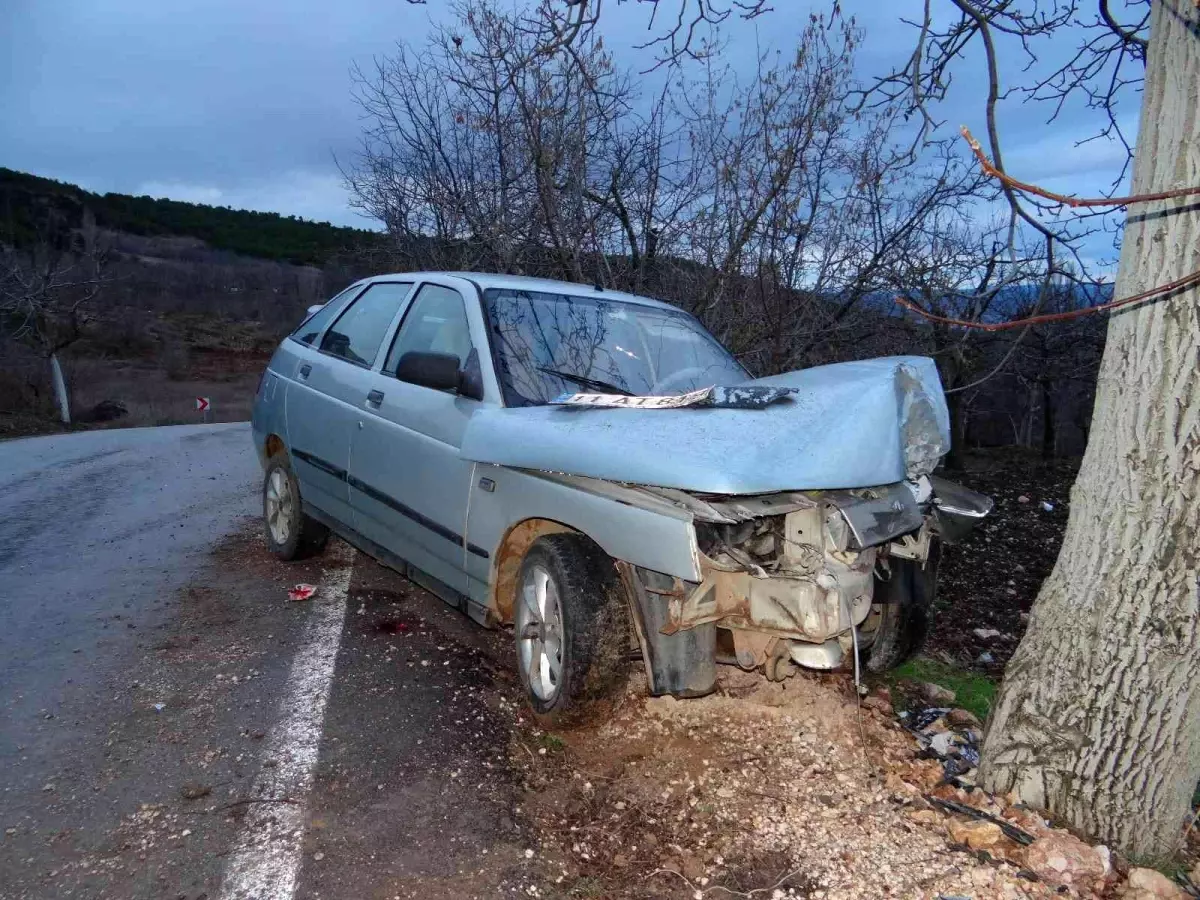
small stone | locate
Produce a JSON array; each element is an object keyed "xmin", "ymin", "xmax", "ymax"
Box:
[
  {"xmin": 41, "ymin": 784, "xmax": 54, "ymax": 793},
  {"xmin": 947, "ymin": 819, "xmax": 1003, "ymax": 850},
  {"xmin": 1023, "ymin": 830, "xmax": 1107, "ymax": 887},
  {"xmin": 905, "ymin": 808, "xmax": 940, "ymax": 825},
  {"xmin": 918, "ymin": 682, "xmax": 956, "ymax": 705},
  {"xmin": 313, "ymin": 851, "xmax": 324, "ymax": 861},
  {"xmin": 861, "ymin": 696, "xmax": 893, "ymax": 716},
  {"xmin": 524, "ymin": 848, "xmax": 534, "ymax": 859},
  {"xmin": 945, "ymin": 708, "xmax": 983, "ymax": 729},
  {"xmin": 180, "ymin": 784, "xmax": 211, "ymax": 801},
  {"xmin": 1125, "ymin": 867, "xmax": 1187, "ymax": 899}
]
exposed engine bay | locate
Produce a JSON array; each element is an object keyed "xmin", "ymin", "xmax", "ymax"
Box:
[{"xmin": 624, "ymin": 476, "xmax": 992, "ymax": 687}]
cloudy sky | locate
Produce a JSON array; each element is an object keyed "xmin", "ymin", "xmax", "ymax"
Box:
[{"xmin": 2, "ymin": 0, "xmax": 1139, "ymax": 252}]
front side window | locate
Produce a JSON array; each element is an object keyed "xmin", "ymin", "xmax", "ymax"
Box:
[
  {"xmin": 292, "ymin": 284, "xmax": 360, "ymax": 346},
  {"xmin": 384, "ymin": 283, "xmax": 473, "ymax": 373},
  {"xmin": 483, "ymin": 289, "xmax": 748, "ymax": 407},
  {"xmin": 319, "ymin": 282, "xmax": 412, "ymax": 367}
]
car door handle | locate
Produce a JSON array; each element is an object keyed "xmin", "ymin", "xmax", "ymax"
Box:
[
  {"xmin": 298, "ymin": 364, "xmax": 311, "ymax": 379},
  {"xmin": 366, "ymin": 389, "xmax": 385, "ymax": 406}
]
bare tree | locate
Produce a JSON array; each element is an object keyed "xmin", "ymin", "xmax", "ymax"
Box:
[{"xmin": 0, "ymin": 207, "xmax": 107, "ymax": 424}]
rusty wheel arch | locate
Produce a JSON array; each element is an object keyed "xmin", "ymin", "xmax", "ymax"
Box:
[
  {"xmin": 488, "ymin": 518, "xmax": 581, "ymax": 624},
  {"xmin": 264, "ymin": 433, "xmax": 286, "ymax": 460}
]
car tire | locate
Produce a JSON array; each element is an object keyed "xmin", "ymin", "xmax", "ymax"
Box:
[
  {"xmin": 262, "ymin": 453, "xmax": 330, "ymax": 561},
  {"xmin": 862, "ymin": 544, "xmax": 941, "ymax": 673},
  {"xmin": 514, "ymin": 534, "xmax": 630, "ymax": 724}
]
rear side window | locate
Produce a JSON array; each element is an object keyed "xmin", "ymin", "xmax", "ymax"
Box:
[
  {"xmin": 319, "ymin": 282, "xmax": 413, "ymax": 367},
  {"xmin": 292, "ymin": 285, "xmax": 360, "ymax": 345},
  {"xmin": 384, "ymin": 283, "xmax": 473, "ymax": 373}
]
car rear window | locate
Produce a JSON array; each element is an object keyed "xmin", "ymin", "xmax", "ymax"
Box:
[
  {"xmin": 292, "ymin": 285, "xmax": 360, "ymax": 346},
  {"xmin": 319, "ymin": 282, "xmax": 413, "ymax": 367}
]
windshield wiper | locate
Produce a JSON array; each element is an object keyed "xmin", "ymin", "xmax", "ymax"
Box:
[{"xmin": 537, "ymin": 366, "xmax": 635, "ymax": 396}]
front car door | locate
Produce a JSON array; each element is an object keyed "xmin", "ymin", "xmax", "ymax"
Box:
[
  {"xmin": 285, "ymin": 280, "xmax": 413, "ymax": 527},
  {"xmin": 348, "ymin": 278, "xmax": 493, "ymax": 606}
]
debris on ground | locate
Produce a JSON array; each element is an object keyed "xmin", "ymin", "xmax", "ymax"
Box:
[
  {"xmin": 179, "ymin": 783, "xmax": 211, "ymax": 801},
  {"xmin": 287, "ymin": 583, "xmax": 317, "ymax": 602},
  {"xmin": 515, "ymin": 665, "xmax": 1177, "ymax": 899}
]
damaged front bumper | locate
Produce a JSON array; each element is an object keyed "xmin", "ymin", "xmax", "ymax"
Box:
[{"xmin": 624, "ymin": 476, "xmax": 992, "ymax": 694}]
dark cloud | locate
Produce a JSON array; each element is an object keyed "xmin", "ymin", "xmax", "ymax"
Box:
[{"xmin": 0, "ymin": 0, "xmax": 1136, "ymax": 245}]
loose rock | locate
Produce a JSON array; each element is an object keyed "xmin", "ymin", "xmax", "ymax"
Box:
[
  {"xmin": 1022, "ymin": 830, "xmax": 1109, "ymax": 888},
  {"xmin": 1122, "ymin": 867, "xmax": 1187, "ymax": 899},
  {"xmin": 947, "ymin": 819, "xmax": 1004, "ymax": 850}
]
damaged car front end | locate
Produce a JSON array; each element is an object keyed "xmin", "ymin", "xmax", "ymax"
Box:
[
  {"xmin": 461, "ymin": 285, "xmax": 993, "ymax": 703},
  {"xmin": 617, "ymin": 474, "xmax": 990, "ymax": 697}
]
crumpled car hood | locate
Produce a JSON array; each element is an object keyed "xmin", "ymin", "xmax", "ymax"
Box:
[{"xmin": 459, "ymin": 356, "xmax": 951, "ymax": 494}]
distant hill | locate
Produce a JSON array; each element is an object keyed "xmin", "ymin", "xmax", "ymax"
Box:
[{"xmin": 0, "ymin": 167, "xmax": 382, "ymax": 266}]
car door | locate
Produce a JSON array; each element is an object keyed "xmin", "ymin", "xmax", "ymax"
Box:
[
  {"xmin": 348, "ymin": 280, "xmax": 484, "ymax": 598},
  {"xmin": 285, "ymin": 280, "xmax": 413, "ymax": 528}
]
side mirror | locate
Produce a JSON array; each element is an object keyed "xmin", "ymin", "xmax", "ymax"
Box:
[{"xmin": 394, "ymin": 351, "xmax": 461, "ymax": 392}]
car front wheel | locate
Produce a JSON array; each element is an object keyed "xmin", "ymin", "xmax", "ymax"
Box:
[
  {"xmin": 514, "ymin": 534, "xmax": 630, "ymax": 724},
  {"xmin": 262, "ymin": 454, "xmax": 330, "ymax": 561}
]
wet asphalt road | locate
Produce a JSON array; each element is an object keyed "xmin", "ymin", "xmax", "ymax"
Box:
[
  {"xmin": 0, "ymin": 423, "xmax": 259, "ymax": 790},
  {"xmin": 0, "ymin": 424, "xmax": 531, "ymax": 899}
]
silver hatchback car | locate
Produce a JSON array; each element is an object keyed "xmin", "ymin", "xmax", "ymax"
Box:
[{"xmin": 251, "ymin": 272, "xmax": 990, "ymax": 721}]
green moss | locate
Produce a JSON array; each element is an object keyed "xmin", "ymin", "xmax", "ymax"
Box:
[{"xmin": 888, "ymin": 657, "xmax": 998, "ymax": 722}]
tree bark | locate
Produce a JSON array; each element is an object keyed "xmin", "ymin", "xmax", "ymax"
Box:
[
  {"xmin": 980, "ymin": 0, "xmax": 1200, "ymax": 858},
  {"xmin": 50, "ymin": 352, "xmax": 70, "ymax": 426}
]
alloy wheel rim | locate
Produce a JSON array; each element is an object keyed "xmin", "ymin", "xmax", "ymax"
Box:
[
  {"xmin": 516, "ymin": 564, "xmax": 564, "ymax": 701},
  {"xmin": 265, "ymin": 469, "xmax": 293, "ymax": 545}
]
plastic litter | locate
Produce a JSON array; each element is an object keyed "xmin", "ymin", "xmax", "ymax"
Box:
[
  {"xmin": 906, "ymin": 705, "xmax": 981, "ymax": 778},
  {"xmin": 1041, "ymin": 500, "xmax": 1055, "ymax": 512},
  {"xmin": 288, "ymin": 584, "xmax": 317, "ymax": 602}
]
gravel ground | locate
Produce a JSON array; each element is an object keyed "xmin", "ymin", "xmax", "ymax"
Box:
[{"xmin": 512, "ymin": 667, "xmax": 1140, "ymax": 900}]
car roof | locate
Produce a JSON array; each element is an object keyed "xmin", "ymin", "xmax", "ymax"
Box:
[{"xmin": 361, "ymin": 271, "xmax": 679, "ymax": 313}]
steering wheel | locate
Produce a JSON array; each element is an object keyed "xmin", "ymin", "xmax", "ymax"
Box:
[{"xmin": 651, "ymin": 366, "xmax": 709, "ymax": 395}]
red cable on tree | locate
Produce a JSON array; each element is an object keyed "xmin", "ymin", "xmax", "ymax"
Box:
[
  {"xmin": 894, "ymin": 128, "xmax": 1200, "ymax": 332},
  {"xmin": 895, "ymin": 266, "xmax": 1200, "ymax": 331},
  {"xmin": 960, "ymin": 126, "xmax": 1200, "ymax": 208}
]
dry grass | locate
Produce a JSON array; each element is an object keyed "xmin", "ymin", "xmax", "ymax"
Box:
[{"xmin": 66, "ymin": 357, "xmax": 260, "ymax": 427}]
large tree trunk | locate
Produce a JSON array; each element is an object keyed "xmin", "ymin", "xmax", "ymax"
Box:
[{"xmin": 979, "ymin": 0, "xmax": 1200, "ymax": 858}]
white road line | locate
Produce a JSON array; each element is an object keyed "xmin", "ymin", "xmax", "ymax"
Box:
[{"xmin": 216, "ymin": 546, "xmax": 354, "ymax": 900}]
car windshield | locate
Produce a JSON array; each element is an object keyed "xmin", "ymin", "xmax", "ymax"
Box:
[{"xmin": 483, "ymin": 288, "xmax": 749, "ymax": 407}]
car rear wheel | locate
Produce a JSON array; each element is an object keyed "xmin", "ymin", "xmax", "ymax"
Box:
[
  {"xmin": 263, "ymin": 454, "xmax": 330, "ymax": 561},
  {"xmin": 514, "ymin": 534, "xmax": 630, "ymax": 723}
]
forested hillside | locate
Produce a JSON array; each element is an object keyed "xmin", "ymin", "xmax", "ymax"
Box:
[{"xmin": 0, "ymin": 168, "xmax": 382, "ymax": 266}]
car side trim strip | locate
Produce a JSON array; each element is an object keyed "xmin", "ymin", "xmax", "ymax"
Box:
[
  {"xmin": 291, "ymin": 446, "xmax": 489, "ymax": 560},
  {"xmin": 347, "ymin": 474, "xmax": 490, "ymax": 559},
  {"xmin": 292, "ymin": 447, "xmax": 347, "ymax": 480}
]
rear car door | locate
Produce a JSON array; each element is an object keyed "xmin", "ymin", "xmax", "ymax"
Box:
[
  {"xmin": 285, "ymin": 281, "xmax": 413, "ymax": 527},
  {"xmin": 348, "ymin": 280, "xmax": 484, "ymax": 599}
]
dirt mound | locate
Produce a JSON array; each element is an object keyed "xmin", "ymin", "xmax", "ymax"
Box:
[{"xmin": 513, "ymin": 667, "xmax": 1120, "ymax": 899}]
